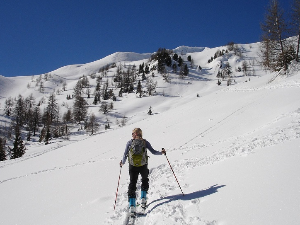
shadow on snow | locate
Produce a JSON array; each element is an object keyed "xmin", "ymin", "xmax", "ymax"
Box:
[{"xmin": 147, "ymin": 184, "xmax": 226, "ymax": 213}]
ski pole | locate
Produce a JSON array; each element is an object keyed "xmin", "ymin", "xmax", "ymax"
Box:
[
  {"xmin": 113, "ymin": 164, "xmax": 122, "ymax": 210},
  {"xmin": 163, "ymin": 148, "xmax": 184, "ymax": 196}
]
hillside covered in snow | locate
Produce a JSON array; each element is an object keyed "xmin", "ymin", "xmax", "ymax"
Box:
[{"xmin": 0, "ymin": 41, "xmax": 300, "ymax": 225}]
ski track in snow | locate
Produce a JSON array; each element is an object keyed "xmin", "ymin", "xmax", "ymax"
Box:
[{"xmin": 106, "ymin": 107, "xmax": 300, "ymax": 224}]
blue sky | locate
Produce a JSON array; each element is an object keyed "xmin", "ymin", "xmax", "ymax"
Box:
[{"xmin": 0, "ymin": 0, "xmax": 293, "ymax": 77}]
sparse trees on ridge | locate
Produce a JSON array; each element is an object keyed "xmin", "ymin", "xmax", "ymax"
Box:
[
  {"xmin": 292, "ymin": 0, "xmax": 300, "ymax": 61},
  {"xmin": 260, "ymin": 0, "xmax": 296, "ymax": 71}
]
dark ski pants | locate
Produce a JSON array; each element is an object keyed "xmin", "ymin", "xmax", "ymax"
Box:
[{"xmin": 128, "ymin": 164, "xmax": 149, "ymax": 198}]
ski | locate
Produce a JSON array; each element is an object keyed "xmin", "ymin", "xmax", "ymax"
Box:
[
  {"xmin": 136, "ymin": 198, "xmax": 147, "ymax": 215},
  {"xmin": 123, "ymin": 211, "xmax": 136, "ymax": 225},
  {"xmin": 136, "ymin": 204, "xmax": 147, "ymax": 215},
  {"xmin": 123, "ymin": 205, "xmax": 137, "ymax": 225},
  {"xmin": 123, "ymin": 204, "xmax": 147, "ymax": 225}
]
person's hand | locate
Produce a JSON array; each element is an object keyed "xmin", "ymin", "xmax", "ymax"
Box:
[
  {"xmin": 120, "ymin": 161, "xmax": 123, "ymax": 167},
  {"xmin": 161, "ymin": 148, "xmax": 166, "ymax": 155}
]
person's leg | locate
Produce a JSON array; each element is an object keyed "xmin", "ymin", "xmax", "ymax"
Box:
[
  {"xmin": 128, "ymin": 165, "xmax": 139, "ymax": 199},
  {"xmin": 140, "ymin": 164, "xmax": 149, "ymax": 192},
  {"xmin": 140, "ymin": 164, "xmax": 149, "ymax": 209}
]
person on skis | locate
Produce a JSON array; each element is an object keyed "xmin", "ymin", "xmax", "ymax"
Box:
[{"xmin": 120, "ymin": 128, "xmax": 166, "ymax": 215}]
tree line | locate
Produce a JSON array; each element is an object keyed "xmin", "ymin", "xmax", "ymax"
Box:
[{"xmin": 260, "ymin": 0, "xmax": 300, "ymax": 71}]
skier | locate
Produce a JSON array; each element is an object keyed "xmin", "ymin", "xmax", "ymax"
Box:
[{"xmin": 120, "ymin": 128, "xmax": 166, "ymax": 217}]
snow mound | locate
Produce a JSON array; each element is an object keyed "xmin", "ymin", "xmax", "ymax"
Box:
[
  {"xmin": 0, "ymin": 75, "xmax": 14, "ymax": 99},
  {"xmin": 173, "ymin": 46, "xmax": 206, "ymax": 55}
]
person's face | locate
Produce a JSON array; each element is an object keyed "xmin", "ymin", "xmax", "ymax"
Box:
[{"xmin": 132, "ymin": 131, "xmax": 137, "ymax": 139}]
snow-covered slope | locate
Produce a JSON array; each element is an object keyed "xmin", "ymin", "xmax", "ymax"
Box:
[
  {"xmin": 0, "ymin": 75, "xmax": 15, "ymax": 99},
  {"xmin": 50, "ymin": 52, "xmax": 152, "ymax": 79},
  {"xmin": 0, "ymin": 43, "xmax": 300, "ymax": 225}
]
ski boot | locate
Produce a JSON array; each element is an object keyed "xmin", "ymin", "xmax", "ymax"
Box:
[
  {"xmin": 140, "ymin": 191, "xmax": 147, "ymax": 213},
  {"xmin": 128, "ymin": 198, "xmax": 136, "ymax": 224}
]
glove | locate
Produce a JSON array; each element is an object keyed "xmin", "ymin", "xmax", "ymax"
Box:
[
  {"xmin": 120, "ymin": 161, "xmax": 123, "ymax": 167},
  {"xmin": 161, "ymin": 148, "xmax": 166, "ymax": 155}
]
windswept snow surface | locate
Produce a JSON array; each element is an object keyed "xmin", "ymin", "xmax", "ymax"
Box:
[{"xmin": 1, "ymin": 44, "xmax": 300, "ymax": 225}]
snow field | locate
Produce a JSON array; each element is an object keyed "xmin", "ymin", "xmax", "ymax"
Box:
[{"xmin": 1, "ymin": 43, "xmax": 300, "ymax": 224}]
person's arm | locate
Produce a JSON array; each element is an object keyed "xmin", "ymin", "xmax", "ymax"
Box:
[
  {"xmin": 120, "ymin": 140, "xmax": 131, "ymax": 166},
  {"xmin": 145, "ymin": 140, "xmax": 165, "ymax": 155}
]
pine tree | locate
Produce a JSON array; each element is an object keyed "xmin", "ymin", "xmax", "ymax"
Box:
[
  {"xmin": 100, "ymin": 102, "xmax": 109, "ymax": 114},
  {"xmin": 39, "ymin": 81, "xmax": 44, "ymax": 93},
  {"xmin": 178, "ymin": 57, "xmax": 183, "ymax": 67},
  {"xmin": 136, "ymin": 80, "xmax": 143, "ymax": 98},
  {"xmin": 148, "ymin": 106, "xmax": 152, "ymax": 115},
  {"xmin": 63, "ymin": 109, "xmax": 72, "ymax": 123},
  {"xmin": 144, "ymin": 64, "xmax": 150, "ymax": 74},
  {"xmin": 11, "ymin": 124, "xmax": 26, "ymax": 159},
  {"xmin": 223, "ymin": 62, "xmax": 233, "ymax": 78},
  {"xmin": 260, "ymin": 0, "xmax": 289, "ymax": 71},
  {"xmin": 32, "ymin": 106, "xmax": 41, "ymax": 136},
  {"xmin": 45, "ymin": 126, "xmax": 51, "ymax": 145},
  {"xmin": 73, "ymin": 96, "xmax": 88, "ymax": 123},
  {"xmin": 172, "ymin": 63, "xmax": 178, "ymax": 73},
  {"xmin": 173, "ymin": 53, "xmax": 179, "ymax": 61},
  {"xmin": 183, "ymin": 64, "xmax": 189, "ymax": 76},
  {"xmin": 4, "ymin": 97, "xmax": 14, "ymax": 117},
  {"xmin": 86, "ymin": 113, "xmax": 100, "ymax": 135},
  {"xmin": 73, "ymin": 80, "xmax": 83, "ymax": 97},
  {"xmin": 0, "ymin": 138, "xmax": 6, "ymax": 161},
  {"xmin": 46, "ymin": 93, "xmax": 59, "ymax": 125},
  {"xmin": 242, "ymin": 61, "xmax": 249, "ymax": 76},
  {"xmin": 146, "ymin": 77, "xmax": 157, "ymax": 96},
  {"xmin": 292, "ymin": 0, "xmax": 300, "ymax": 61},
  {"xmin": 13, "ymin": 95, "xmax": 26, "ymax": 126},
  {"xmin": 93, "ymin": 95, "xmax": 98, "ymax": 105}
]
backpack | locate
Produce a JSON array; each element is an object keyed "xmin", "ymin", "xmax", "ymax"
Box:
[{"xmin": 128, "ymin": 139, "xmax": 148, "ymax": 167}]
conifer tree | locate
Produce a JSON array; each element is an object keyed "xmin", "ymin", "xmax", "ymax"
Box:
[
  {"xmin": 148, "ymin": 106, "xmax": 152, "ymax": 115},
  {"xmin": 172, "ymin": 63, "xmax": 178, "ymax": 73},
  {"xmin": 93, "ymin": 95, "xmax": 98, "ymax": 105},
  {"xmin": 86, "ymin": 113, "xmax": 100, "ymax": 135},
  {"xmin": 0, "ymin": 138, "xmax": 6, "ymax": 161},
  {"xmin": 146, "ymin": 77, "xmax": 157, "ymax": 96},
  {"xmin": 4, "ymin": 97, "xmax": 14, "ymax": 117},
  {"xmin": 136, "ymin": 80, "xmax": 143, "ymax": 97},
  {"xmin": 183, "ymin": 64, "xmax": 189, "ymax": 76},
  {"xmin": 13, "ymin": 95, "xmax": 26, "ymax": 126},
  {"xmin": 292, "ymin": 0, "xmax": 300, "ymax": 61},
  {"xmin": 73, "ymin": 96, "xmax": 88, "ymax": 123},
  {"xmin": 31, "ymin": 106, "xmax": 41, "ymax": 136},
  {"xmin": 144, "ymin": 64, "xmax": 150, "ymax": 74},
  {"xmin": 260, "ymin": 0, "xmax": 289, "ymax": 71},
  {"xmin": 74, "ymin": 80, "xmax": 83, "ymax": 97},
  {"xmin": 178, "ymin": 57, "xmax": 183, "ymax": 67},
  {"xmin": 46, "ymin": 93, "xmax": 59, "ymax": 125},
  {"xmin": 173, "ymin": 53, "xmax": 179, "ymax": 61},
  {"xmin": 223, "ymin": 62, "xmax": 233, "ymax": 78},
  {"xmin": 100, "ymin": 102, "xmax": 109, "ymax": 114},
  {"xmin": 63, "ymin": 109, "xmax": 72, "ymax": 123},
  {"xmin": 45, "ymin": 126, "xmax": 51, "ymax": 145},
  {"xmin": 11, "ymin": 124, "xmax": 26, "ymax": 159}
]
